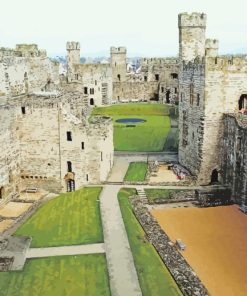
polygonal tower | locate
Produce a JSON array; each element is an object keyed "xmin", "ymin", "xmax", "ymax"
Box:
[
  {"xmin": 66, "ymin": 41, "xmax": 80, "ymax": 82},
  {"xmin": 110, "ymin": 47, "xmax": 127, "ymax": 82},
  {"xmin": 178, "ymin": 12, "xmax": 207, "ymax": 62}
]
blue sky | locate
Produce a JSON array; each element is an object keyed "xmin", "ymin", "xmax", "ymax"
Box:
[{"xmin": 1, "ymin": 0, "xmax": 247, "ymax": 57}]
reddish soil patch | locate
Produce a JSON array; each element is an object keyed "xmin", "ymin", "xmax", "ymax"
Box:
[{"xmin": 152, "ymin": 205, "xmax": 247, "ymax": 296}]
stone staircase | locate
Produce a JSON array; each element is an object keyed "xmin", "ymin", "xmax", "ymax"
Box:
[{"xmin": 136, "ymin": 187, "xmax": 149, "ymax": 206}]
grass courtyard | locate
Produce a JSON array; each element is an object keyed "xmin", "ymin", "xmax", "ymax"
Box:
[
  {"xmin": 118, "ymin": 188, "xmax": 182, "ymax": 296},
  {"xmin": 0, "ymin": 255, "xmax": 110, "ymax": 296},
  {"xmin": 92, "ymin": 103, "xmax": 173, "ymax": 151},
  {"xmin": 124, "ymin": 162, "xmax": 148, "ymax": 182},
  {"xmin": 15, "ymin": 187, "xmax": 103, "ymax": 247}
]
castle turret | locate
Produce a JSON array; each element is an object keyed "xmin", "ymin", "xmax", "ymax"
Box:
[
  {"xmin": 205, "ymin": 39, "xmax": 219, "ymax": 57},
  {"xmin": 66, "ymin": 42, "xmax": 80, "ymax": 82},
  {"xmin": 110, "ymin": 47, "xmax": 127, "ymax": 82},
  {"xmin": 178, "ymin": 12, "xmax": 207, "ymax": 62}
]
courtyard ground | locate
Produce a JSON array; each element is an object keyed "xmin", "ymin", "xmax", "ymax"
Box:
[
  {"xmin": 152, "ymin": 205, "xmax": 247, "ymax": 296},
  {"xmin": 149, "ymin": 164, "xmax": 180, "ymax": 183},
  {"xmin": 0, "ymin": 254, "xmax": 110, "ymax": 296},
  {"xmin": 92, "ymin": 103, "xmax": 173, "ymax": 151},
  {"xmin": 124, "ymin": 162, "xmax": 148, "ymax": 182},
  {"xmin": 118, "ymin": 188, "xmax": 182, "ymax": 296},
  {"xmin": 15, "ymin": 187, "xmax": 103, "ymax": 247}
]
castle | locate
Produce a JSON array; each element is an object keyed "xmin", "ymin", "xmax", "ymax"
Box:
[{"xmin": 0, "ymin": 12, "xmax": 246, "ymax": 209}]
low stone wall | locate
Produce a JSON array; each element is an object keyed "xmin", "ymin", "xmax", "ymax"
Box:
[
  {"xmin": 130, "ymin": 196, "xmax": 209, "ymax": 296},
  {"xmin": 150, "ymin": 190, "xmax": 196, "ymax": 204}
]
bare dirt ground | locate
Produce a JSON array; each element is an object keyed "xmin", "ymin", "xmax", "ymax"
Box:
[
  {"xmin": 19, "ymin": 190, "xmax": 47, "ymax": 201},
  {"xmin": 0, "ymin": 219, "xmax": 14, "ymax": 232},
  {"xmin": 0, "ymin": 202, "xmax": 33, "ymax": 218},
  {"xmin": 149, "ymin": 164, "xmax": 180, "ymax": 183},
  {"xmin": 152, "ymin": 205, "xmax": 247, "ymax": 296}
]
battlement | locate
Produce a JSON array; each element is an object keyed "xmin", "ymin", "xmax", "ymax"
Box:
[
  {"xmin": 178, "ymin": 12, "xmax": 207, "ymax": 28},
  {"xmin": 0, "ymin": 44, "xmax": 46, "ymax": 58},
  {"xmin": 110, "ymin": 47, "xmax": 127, "ymax": 54},
  {"xmin": 205, "ymin": 39, "xmax": 219, "ymax": 49},
  {"xmin": 206, "ymin": 55, "xmax": 247, "ymax": 71},
  {"xmin": 66, "ymin": 42, "xmax": 80, "ymax": 51}
]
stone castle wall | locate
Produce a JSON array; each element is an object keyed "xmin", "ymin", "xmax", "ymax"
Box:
[{"xmin": 221, "ymin": 114, "xmax": 247, "ymax": 206}]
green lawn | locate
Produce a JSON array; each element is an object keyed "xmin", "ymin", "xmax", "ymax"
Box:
[
  {"xmin": 124, "ymin": 162, "xmax": 148, "ymax": 182},
  {"xmin": 118, "ymin": 188, "xmax": 182, "ymax": 296},
  {"xmin": 0, "ymin": 255, "xmax": 110, "ymax": 296},
  {"xmin": 92, "ymin": 104, "xmax": 171, "ymax": 151},
  {"xmin": 144, "ymin": 189, "xmax": 189, "ymax": 203},
  {"xmin": 15, "ymin": 187, "xmax": 103, "ymax": 247}
]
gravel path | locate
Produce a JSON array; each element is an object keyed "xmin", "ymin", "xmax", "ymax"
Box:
[
  {"xmin": 100, "ymin": 185, "xmax": 142, "ymax": 296},
  {"xmin": 26, "ymin": 243, "xmax": 105, "ymax": 258}
]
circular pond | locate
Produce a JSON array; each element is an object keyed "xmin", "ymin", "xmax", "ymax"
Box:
[{"xmin": 115, "ymin": 118, "xmax": 146, "ymax": 124}]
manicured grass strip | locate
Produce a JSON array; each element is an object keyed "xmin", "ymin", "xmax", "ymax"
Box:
[
  {"xmin": 118, "ymin": 188, "xmax": 182, "ymax": 296},
  {"xmin": 145, "ymin": 189, "xmax": 189, "ymax": 203},
  {"xmin": 0, "ymin": 255, "xmax": 110, "ymax": 296},
  {"xmin": 92, "ymin": 103, "xmax": 170, "ymax": 116},
  {"xmin": 124, "ymin": 162, "xmax": 148, "ymax": 182},
  {"xmin": 15, "ymin": 187, "xmax": 103, "ymax": 247},
  {"xmin": 113, "ymin": 115, "xmax": 170, "ymax": 151},
  {"xmin": 91, "ymin": 104, "xmax": 172, "ymax": 152}
]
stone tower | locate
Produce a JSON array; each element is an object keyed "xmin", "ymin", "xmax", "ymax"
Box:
[
  {"xmin": 178, "ymin": 12, "xmax": 207, "ymax": 62},
  {"xmin": 110, "ymin": 47, "xmax": 127, "ymax": 82},
  {"xmin": 66, "ymin": 41, "xmax": 80, "ymax": 82},
  {"xmin": 205, "ymin": 39, "xmax": 219, "ymax": 57}
]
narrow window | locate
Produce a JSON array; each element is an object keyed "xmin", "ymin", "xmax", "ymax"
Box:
[
  {"xmin": 190, "ymin": 84, "xmax": 194, "ymax": 105},
  {"xmin": 117, "ymin": 74, "xmax": 121, "ymax": 81},
  {"xmin": 144, "ymin": 76, "xmax": 147, "ymax": 82},
  {"xmin": 67, "ymin": 131, "xmax": 72, "ymax": 141},
  {"xmin": 155, "ymin": 74, "xmax": 159, "ymax": 81},
  {"xmin": 84, "ymin": 87, "xmax": 88, "ymax": 94},
  {"xmin": 67, "ymin": 161, "xmax": 72, "ymax": 172},
  {"xmin": 197, "ymin": 94, "xmax": 200, "ymax": 106},
  {"xmin": 86, "ymin": 174, "xmax": 89, "ymax": 181},
  {"xmin": 90, "ymin": 88, "xmax": 94, "ymax": 94},
  {"xmin": 81, "ymin": 142, "xmax": 84, "ymax": 150},
  {"xmin": 101, "ymin": 152, "xmax": 103, "ymax": 161},
  {"xmin": 75, "ymin": 74, "xmax": 78, "ymax": 80},
  {"xmin": 161, "ymin": 87, "xmax": 164, "ymax": 93},
  {"xmin": 95, "ymin": 80, "xmax": 97, "ymax": 85},
  {"xmin": 175, "ymin": 87, "xmax": 177, "ymax": 94},
  {"xmin": 21, "ymin": 107, "xmax": 26, "ymax": 114},
  {"xmin": 90, "ymin": 98, "xmax": 94, "ymax": 105}
]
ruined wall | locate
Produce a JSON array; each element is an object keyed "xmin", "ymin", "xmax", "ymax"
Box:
[
  {"xmin": 221, "ymin": 114, "xmax": 247, "ymax": 205},
  {"xmin": 178, "ymin": 61, "xmax": 205, "ymax": 176},
  {"xmin": 72, "ymin": 64, "xmax": 112, "ymax": 106},
  {"xmin": 17, "ymin": 95, "xmax": 114, "ymax": 192},
  {"xmin": 0, "ymin": 105, "xmax": 20, "ymax": 203},
  {"xmin": 66, "ymin": 42, "xmax": 112, "ymax": 106},
  {"xmin": 198, "ymin": 56, "xmax": 247, "ymax": 184},
  {"xmin": 0, "ymin": 53, "xmax": 59, "ymax": 98},
  {"xmin": 112, "ymin": 57, "xmax": 179, "ymax": 102}
]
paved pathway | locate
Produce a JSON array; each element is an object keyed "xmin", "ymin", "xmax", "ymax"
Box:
[
  {"xmin": 100, "ymin": 185, "xmax": 142, "ymax": 296},
  {"xmin": 108, "ymin": 157, "xmax": 129, "ymax": 182},
  {"xmin": 26, "ymin": 243, "xmax": 105, "ymax": 258}
]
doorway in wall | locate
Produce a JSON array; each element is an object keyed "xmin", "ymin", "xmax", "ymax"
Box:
[
  {"xmin": 211, "ymin": 169, "xmax": 219, "ymax": 184},
  {"xmin": 238, "ymin": 94, "xmax": 247, "ymax": 110}
]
